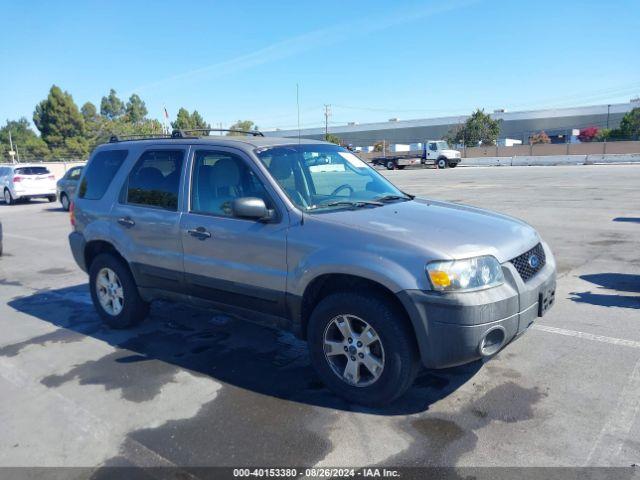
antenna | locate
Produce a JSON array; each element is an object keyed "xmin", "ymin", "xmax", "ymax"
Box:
[{"xmin": 296, "ymin": 83, "xmax": 301, "ymax": 144}]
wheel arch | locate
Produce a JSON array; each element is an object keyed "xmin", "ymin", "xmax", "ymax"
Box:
[
  {"xmin": 84, "ymin": 239, "xmax": 128, "ymax": 273},
  {"xmin": 298, "ymin": 273, "xmax": 415, "ymax": 344}
]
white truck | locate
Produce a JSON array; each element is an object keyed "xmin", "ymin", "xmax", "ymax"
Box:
[
  {"xmin": 371, "ymin": 140, "xmax": 462, "ymax": 170},
  {"xmin": 422, "ymin": 140, "xmax": 462, "ymax": 169}
]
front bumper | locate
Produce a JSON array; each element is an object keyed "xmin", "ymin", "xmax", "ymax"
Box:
[{"xmin": 398, "ymin": 243, "xmax": 556, "ymax": 368}]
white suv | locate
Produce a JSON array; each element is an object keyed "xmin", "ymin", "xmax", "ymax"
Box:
[{"xmin": 0, "ymin": 164, "xmax": 57, "ymax": 205}]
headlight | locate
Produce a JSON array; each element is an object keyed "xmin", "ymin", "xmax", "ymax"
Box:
[{"xmin": 426, "ymin": 256, "xmax": 504, "ymax": 292}]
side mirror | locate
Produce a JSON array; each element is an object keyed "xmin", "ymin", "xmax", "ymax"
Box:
[{"xmin": 231, "ymin": 197, "xmax": 274, "ymax": 221}]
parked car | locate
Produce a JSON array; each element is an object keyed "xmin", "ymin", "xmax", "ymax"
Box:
[
  {"xmin": 0, "ymin": 164, "xmax": 57, "ymax": 205},
  {"xmin": 56, "ymin": 165, "xmax": 84, "ymax": 211},
  {"xmin": 68, "ymin": 131, "xmax": 556, "ymax": 406}
]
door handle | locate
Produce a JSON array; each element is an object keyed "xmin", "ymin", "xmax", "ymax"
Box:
[
  {"xmin": 117, "ymin": 217, "xmax": 135, "ymax": 227},
  {"xmin": 187, "ymin": 227, "xmax": 212, "ymax": 240}
]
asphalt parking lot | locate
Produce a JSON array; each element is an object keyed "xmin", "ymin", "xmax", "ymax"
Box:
[{"xmin": 0, "ymin": 164, "xmax": 639, "ymax": 474}]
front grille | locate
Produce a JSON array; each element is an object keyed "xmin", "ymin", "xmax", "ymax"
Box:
[{"xmin": 510, "ymin": 243, "xmax": 546, "ymax": 282}]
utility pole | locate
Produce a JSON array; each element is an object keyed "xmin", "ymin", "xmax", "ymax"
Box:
[
  {"xmin": 8, "ymin": 131, "xmax": 16, "ymax": 164},
  {"xmin": 324, "ymin": 104, "xmax": 331, "ymax": 140},
  {"xmin": 606, "ymin": 104, "xmax": 611, "ymax": 129}
]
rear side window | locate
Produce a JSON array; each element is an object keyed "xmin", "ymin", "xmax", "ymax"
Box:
[
  {"xmin": 126, "ymin": 150, "xmax": 184, "ymax": 211},
  {"xmin": 15, "ymin": 166, "xmax": 50, "ymax": 175},
  {"xmin": 79, "ymin": 150, "xmax": 128, "ymax": 200}
]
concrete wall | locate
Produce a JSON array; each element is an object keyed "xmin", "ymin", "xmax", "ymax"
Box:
[
  {"xmin": 461, "ymin": 153, "xmax": 640, "ymax": 167},
  {"xmin": 358, "ymin": 141, "xmax": 640, "ymax": 160}
]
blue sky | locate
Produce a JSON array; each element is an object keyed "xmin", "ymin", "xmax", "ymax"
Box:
[{"xmin": 1, "ymin": 0, "xmax": 639, "ymax": 131}]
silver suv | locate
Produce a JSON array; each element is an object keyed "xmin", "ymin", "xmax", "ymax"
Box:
[{"xmin": 68, "ymin": 130, "xmax": 556, "ymax": 406}]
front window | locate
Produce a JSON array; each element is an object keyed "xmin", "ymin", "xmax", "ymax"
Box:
[
  {"xmin": 435, "ymin": 141, "xmax": 448, "ymax": 150},
  {"xmin": 256, "ymin": 144, "xmax": 410, "ymax": 212}
]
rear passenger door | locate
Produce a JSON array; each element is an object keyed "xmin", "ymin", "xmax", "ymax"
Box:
[
  {"xmin": 180, "ymin": 148, "xmax": 288, "ymax": 317},
  {"xmin": 110, "ymin": 147, "xmax": 187, "ymax": 293}
]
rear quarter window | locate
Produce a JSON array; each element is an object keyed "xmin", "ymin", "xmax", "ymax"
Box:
[{"xmin": 78, "ymin": 150, "xmax": 128, "ymax": 200}]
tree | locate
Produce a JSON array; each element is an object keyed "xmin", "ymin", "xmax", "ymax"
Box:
[
  {"xmin": 577, "ymin": 126, "xmax": 599, "ymax": 142},
  {"xmin": 33, "ymin": 85, "xmax": 88, "ymax": 156},
  {"xmin": 100, "ymin": 89, "xmax": 125, "ymax": 120},
  {"xmin": 0, "ymin": 118, "xmax": 50, "ymax": 161},
  {"xmin": 618, "ymin": 107, "xmax": 640, "ymax": 140},
  {"xmin": 448, "ymin": 109, "xmax": 501, "ymax": 147},
  {"xmin": 190, "ymin": 110, "xmax": 208, "ymax": 130},
  {"xmin": 171, "ymin": 108, "xmax": 210, "ymax": 131},
  {"xmin": 81, "ymin": 102, "xmax": 99, "ymax": 123},
  {"xmin": 373, "ymin": 141, "xmax": 385, "ymax": 152},
  {"xmin": 594, "ymin": 128, "xmax": 612, "ymax": 141},
  {"xmin": 227, "ymin": 120, "xmax": 256, "ymax": 135},
  {"xmin": 171, "ymin": 108, "xmax": 192, "ymax": 130},
  {"xmin": 125, "ymin": 94, "xmax": 148, "ymax": 123},
  {"xmin": 530, "ymin": 131, "xmax": 551, "ymax": 144},
  {"xmin": 324, "ymin": 133, "xmax": 342, "ymax": 145}
]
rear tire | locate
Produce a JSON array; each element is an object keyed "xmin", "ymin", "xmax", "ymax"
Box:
[
  {"xmin": 47, "ymin": 195, "xmax": 56, "ymax": 203},
  {"xmin": 4, "ymin": 189, "xmax": 14, "ymax": 205},
  {"xmin": 60, "ymin": 193, "xmax": 70, "ymax": 211},
  {"xmin": 307, "ymin": 292, "xmax": 419, "ymax": 406},
  {"xmin": 397, "ymin": 165, "xmax": 406, "ymax": 170},
  {"xmin": 89, "ymin": 253, "xmax": 149, "ymax": 329}
]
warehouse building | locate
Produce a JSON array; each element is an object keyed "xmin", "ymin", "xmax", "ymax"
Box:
[{"xmin": 264, "ymin": 101, "xmax": 638, "ymax": 147}]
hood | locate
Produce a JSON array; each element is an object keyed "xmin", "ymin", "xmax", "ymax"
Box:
[
  {"xmin": 315, "ymin": 198, "xmax": 539, "ymax": 263},
  {"xmin": 442, "ymin": 149, "xmax": 460, "ymax": 157}
]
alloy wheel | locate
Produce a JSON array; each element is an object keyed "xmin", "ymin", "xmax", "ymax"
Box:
[
  {"xmin": 96, "ymin": 267, "xmax": 125, "ymax": 316},
  {"xmin": 323, "ymin": 314, "xmax": 385, "ymax": 387}
]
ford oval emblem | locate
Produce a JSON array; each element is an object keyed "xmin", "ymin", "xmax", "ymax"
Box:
[{"xmin": 528, "ymin": 254, "xmax": 540, "ymax": 269}]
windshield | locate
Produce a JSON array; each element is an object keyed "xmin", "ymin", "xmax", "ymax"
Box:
[
  {"xmin": 436, "ymin": 141, "xmax": 449, "ymax": 150},
  {"xmin": 256, "ymin": 144, "xmax": 409, "ymax": 212}
]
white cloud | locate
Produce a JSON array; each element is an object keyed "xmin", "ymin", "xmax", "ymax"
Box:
[{"xmin": 132, "ymin": 0, "xmax": 477, "ymax": 94}]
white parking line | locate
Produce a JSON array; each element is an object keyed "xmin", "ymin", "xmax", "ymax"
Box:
[
  {"xmin": 3, "ymin": 233, "xmax": 61, "ymax": 246},
  {"xmin": 586, "ymin": 359, "xmax": 640, "ymax": 466},
  {"xmin": 533, "ymin": 324, "xmax": 640, "ymax": 350}
]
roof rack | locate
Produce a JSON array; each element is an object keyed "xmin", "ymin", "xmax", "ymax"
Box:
[
  {"xmin": 107, "ymin": 128, "xmax": 265, "ymax": 143},
  {"xmin": 109, "ymin": 133, "xmax": 173, "ymax": 143},
  {"xmin": 171, "ymin": 128, "xmax": 264, "ymax": 138}
]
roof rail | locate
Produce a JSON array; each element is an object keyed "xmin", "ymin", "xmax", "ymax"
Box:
[
  {"xmin": 171, "ymin": 128, "xmax": 264, "ymax": 138},
  {"xmin": 109, "ymin": 133, "xmax": 173, "ymax": 143}
]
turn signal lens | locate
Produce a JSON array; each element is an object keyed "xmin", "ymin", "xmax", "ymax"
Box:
[{"xmin": 428, "ymin": 270, "xmax": 451, "ymax": 288}]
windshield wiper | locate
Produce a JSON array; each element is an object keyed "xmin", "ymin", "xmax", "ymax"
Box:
[
  {"xmin": 310, "ymin": 200, "xmax": 384, "ymax": 210},
  {"xmin": 375, "ymin": 194, "xmax": 412, "ymax": 203}
]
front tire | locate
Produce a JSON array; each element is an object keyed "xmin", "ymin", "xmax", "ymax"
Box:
[
  {"xmin": 308, "ymin": 292, "xmax": 419, "ymax": 406},
  {"xmin": 89, "ymin": 253, "xmax": 149, "ymax": 329},
  {"xmin": 437, "ymin": 158, "xmax": 448, "ymax": 169},
  {"xmin": 47, "ymin": 195, "xmax": 56, "ymax": 203},
  {"xmin": 449, "ymin": 162, "xmax": 458, "ymax": 168},
  {"xmin": 386, "ymin": 160, "xmax": 396, "ymax": 170}
]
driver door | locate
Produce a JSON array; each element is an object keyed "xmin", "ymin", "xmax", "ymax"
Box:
[{"xmin": 180, "ymin": 147, "xmax": 289, "ymax": 317}]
